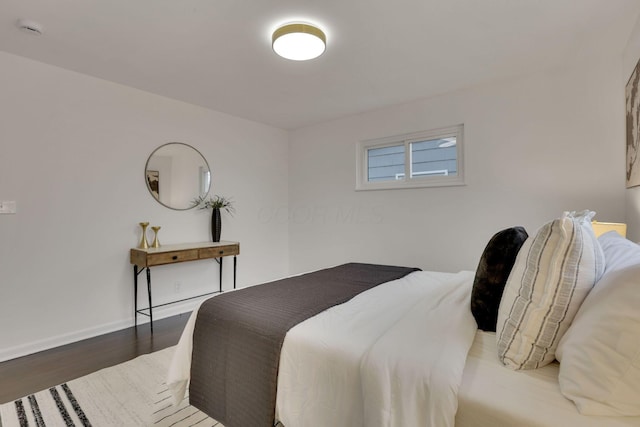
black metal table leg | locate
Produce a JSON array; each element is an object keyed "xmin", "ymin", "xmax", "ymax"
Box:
[
  {"xmin": 234, "ymin": 256, "xmax": 237, "ymax": 289},
  {"xmin": 219, "ymin": 257, "xmax": 223, "ymax": 292},
  {"xmin": 146, "ymin": 267, "xmax": 153, "ymax": 333},
  {"xmin": 133, "ymin": 265, "xmax": 138, "ymax": 326}
]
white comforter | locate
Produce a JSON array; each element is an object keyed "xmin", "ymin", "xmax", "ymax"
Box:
[{"xmin": 167, "ymin": 270, "xmax": 477, "ymax": 427}]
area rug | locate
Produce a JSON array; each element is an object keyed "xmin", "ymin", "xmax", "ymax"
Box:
[{"xmin": 0, "ymin": 347, "xmax": 220, "ymax": 426}]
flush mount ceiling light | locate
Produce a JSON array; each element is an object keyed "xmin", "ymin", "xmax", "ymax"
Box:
[{"xmin": 272, "ymin": 23, "xmax": 326, "ymax": 61}]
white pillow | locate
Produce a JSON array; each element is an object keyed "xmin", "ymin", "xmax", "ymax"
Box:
[
  {"xmin": 566, "ymin": 210, "xmax": 605, "ymax": 281},
  {"xmin": 496, "ymin": 211, "xmax": 604, "ymax": 370},
  {"xmin": 556, "ymin": 231, "xmax": 640, "ymax": 416}
]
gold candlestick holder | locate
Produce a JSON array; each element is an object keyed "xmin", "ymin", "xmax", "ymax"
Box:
[
  {"xmin": 151, "ymin": 226, "xmax": 161, "ymax": 248},
  {"xmin": 138, "ymin": 222, "xmax": 149, "ymax": 249}
]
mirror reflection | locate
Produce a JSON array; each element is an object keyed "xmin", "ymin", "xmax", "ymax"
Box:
[{"xmin": 145, "ymin": 142, "xmax": 211, "ymax": 210}]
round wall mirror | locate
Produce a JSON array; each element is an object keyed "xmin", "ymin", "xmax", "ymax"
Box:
[{"xmin": 145, "ymin": 142, "xmax": 211, "ymax": 210}]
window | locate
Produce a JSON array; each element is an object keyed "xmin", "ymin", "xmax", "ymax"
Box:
[{"xmin": 356, "ymin": 124, "xmax": 464, "ymax": 190}]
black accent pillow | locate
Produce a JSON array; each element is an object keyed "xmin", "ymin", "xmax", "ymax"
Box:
[{"xmin": 471, "ymin": 226, "xmax": 528, "ymax": 331}]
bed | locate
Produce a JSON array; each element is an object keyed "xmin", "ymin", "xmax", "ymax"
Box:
[{"xmin": 167, "ymin": 214, "xmax": 640, "ymax": 427}]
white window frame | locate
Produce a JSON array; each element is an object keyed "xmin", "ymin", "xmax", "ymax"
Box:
[{"xmin": 356, "ymin": 124, "xmax": 465, "ymax": 191}]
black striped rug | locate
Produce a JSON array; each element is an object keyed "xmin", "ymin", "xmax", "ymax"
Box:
[{"xmin": 0, "ymin": 347, "xmax": 220, "ymax": 427}]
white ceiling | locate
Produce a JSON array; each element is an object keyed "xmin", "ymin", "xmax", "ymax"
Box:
[{"xmin": 1, "ymin": 0, "xmax": 640, "ymax": 130}]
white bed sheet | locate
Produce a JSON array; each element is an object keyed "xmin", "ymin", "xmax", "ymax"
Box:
[
  {"xmin": 455, "ymin": 331, "xmax": 640, "ymax": 427},
  {"xmin": 276, "ymin": 270, "xmax": 476, "ymax": 427},
  {"xmin": 167, "ymin": 269, "xmax": 640, "ymax": 427},
  {"xmin": 168, "ymin": 270, "xmax": 477, "ymax": 427}
]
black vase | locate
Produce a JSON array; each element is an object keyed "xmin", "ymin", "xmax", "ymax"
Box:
[{"xmin": 211, "ymin": 208, "xmax": 222, "ymax": 242}]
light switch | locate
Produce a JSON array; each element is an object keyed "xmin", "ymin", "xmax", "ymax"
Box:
[{"xmin": 0, "ymin": 201, "xmax": 17, "ymax": 214}]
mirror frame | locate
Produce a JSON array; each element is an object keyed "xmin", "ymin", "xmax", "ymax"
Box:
[{"xmin": 144, "ymin": 142, "xmax": 211, "ymax": 211}]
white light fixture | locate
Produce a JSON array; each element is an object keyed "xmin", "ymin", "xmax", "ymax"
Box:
[{"xmin": 272, "ymin": 23, "xmax": 326, "ymax": 61}]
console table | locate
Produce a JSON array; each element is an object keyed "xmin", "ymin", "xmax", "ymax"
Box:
[{"xmin": 130, "ymin": 241, "xmax": 239, "ymax": 331}]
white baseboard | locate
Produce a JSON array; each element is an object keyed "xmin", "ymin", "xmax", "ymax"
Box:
[{"xmin": 0, "ymin": 298, "xmax": 205, "ymax": 363}]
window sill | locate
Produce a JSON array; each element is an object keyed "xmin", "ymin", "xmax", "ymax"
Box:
[{"xmin": 355, "ymin": 176, "xmax": 466, "ymax": 191}]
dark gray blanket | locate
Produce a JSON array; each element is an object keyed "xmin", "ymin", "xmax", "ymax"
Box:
[{"xmin": 189, "ymin": 262, "xmax": 420, "ymax": 427}]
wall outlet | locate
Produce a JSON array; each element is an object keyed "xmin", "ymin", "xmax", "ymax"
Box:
[
  {"xmin": 174, "ymin": 282, "xmax": 181, "ymax": 293},
  {"xmin": 0, "ymin": 201, "xmax": 16, "ymax": 214}
]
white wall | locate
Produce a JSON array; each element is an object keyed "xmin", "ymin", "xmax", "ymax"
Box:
[
  {"xmin": 288, "ymin": 56, "xmax": 627, "ymax": 274},
  {"xmin": 623, "ymin": 14, "xmax": 640, "ymax": 242},
  {"xmin": 0, "ymin": 52, "xmax": 289, "ymax": 361}
]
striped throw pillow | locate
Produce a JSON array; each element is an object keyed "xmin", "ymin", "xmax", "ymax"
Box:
[{"xmin": 496, "ymin": 212, "xmax": 604, "ymax": 370}]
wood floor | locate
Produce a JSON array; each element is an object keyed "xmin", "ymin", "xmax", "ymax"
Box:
[{"xmin": 0, "ymin": 313, "xmax": 190, "ymax": 404}]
